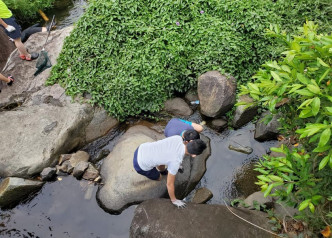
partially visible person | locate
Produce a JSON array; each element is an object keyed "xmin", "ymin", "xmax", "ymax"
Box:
[
  {"xmin": 21, "ymin": 23, "xmax": 47, "ymax": 43},
  {"xmin": 164, "ymin": 118, "xmax": 204, "ymax": 140},
  {"xmin": 0, "ymin": 73, "xmax": 14, "ymax": 93},
  {"xmin": 0, "ymin": 0, "xmax": 39, "ymax": 61},
  {"xmin": 133, "ymin": 136, "xmax": 207, "ymax": 208}
]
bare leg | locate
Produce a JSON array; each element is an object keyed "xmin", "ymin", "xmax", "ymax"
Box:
[
  {"xmin": 0, "ymin": 73, "xmax": 10, "ymax": 83},
  {"xmin": 13, "ymin": 38, "xmax": 30, "ymax": 58}
]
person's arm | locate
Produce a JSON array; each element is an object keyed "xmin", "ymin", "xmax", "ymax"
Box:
[
  {"xmin": 167, "ymin": 173, "xmax": 177, "ymax": 201},
  {"xmin": 191, "ymin": 122, "xmax": 203, "ymax": 133},
  {"xmin": 167, "ymin": 173, "xmax": 186, "ymax": 208},
  {"xmin": 0, "ymin": 18, "xmax": 8, "ymax": 28}
]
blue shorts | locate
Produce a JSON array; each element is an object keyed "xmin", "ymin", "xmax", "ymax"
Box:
[
  {"xmin": 0, "ymin": 16, "xmax": 22, "ymax": 40},
  {"xmin": 133, "ymin": 147, "xmax": 160, "ymax": 180}
]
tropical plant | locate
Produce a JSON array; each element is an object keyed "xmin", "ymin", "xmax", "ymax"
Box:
[
  {"xmin": 48, "ymin": 0, "xmax": 331, "ymax": 120},
  {"xmin": 4, "ymin": 0, "xmax": 54, "ymax": 22},
  {"xmin": 239, "ymin": 21, "xmax": 332, "ymax": 230}
]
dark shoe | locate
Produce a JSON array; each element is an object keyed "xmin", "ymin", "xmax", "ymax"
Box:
[
  {"xmin": 7, "ymin": 76, "xmax": 14, "ymax": 86},
  {"xmin": 160, "ymin": 169, "xmax": 168, "ymax": 176},
  {"xmin": 26, "ymin": 52, "xmax": 39, "ymax": 61}
]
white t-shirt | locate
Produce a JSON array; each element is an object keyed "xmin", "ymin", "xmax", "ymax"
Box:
[{"xmin": 137, "ymin": 135, "xmax": 185, "ymax": 175}]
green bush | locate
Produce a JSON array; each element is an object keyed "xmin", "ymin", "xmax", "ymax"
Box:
[
  {"xmin": 48, "ymin": 0, "xmax": 331, "ymax": 119},
  {"xmin": 4, "ymin": 0, "xmax": 54, "ymax": 22},
  {"xmin": 239, "ymin": 21, "xmax": 332, "ymax": 231}
]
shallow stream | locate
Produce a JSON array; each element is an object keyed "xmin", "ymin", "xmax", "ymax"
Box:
[{"xmin": 0, "ymin": 1, "xmax": 277, "ymax": 237}]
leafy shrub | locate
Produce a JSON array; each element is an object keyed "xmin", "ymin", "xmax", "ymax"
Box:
[
  {"xmin": 4, "ymin": 0, "xmax": 55, "ymax": 22},
  {"xmin": 239, "ymin": 21, "xmax": 332, "ymax": 230},
  {"xmin": 48, "ymin": 0, "xmax": 331, "ymax": 119}
]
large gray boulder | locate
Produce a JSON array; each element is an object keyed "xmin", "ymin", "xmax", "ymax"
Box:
[
  {"xmin": 0, "ymin": 28, "xmax": 118, "ymax": 178},
  {"xmin": 232, "ymin": 95, "xmax": 258, "ymax": 129},
  {"xmin": 255, "ymin": 111, "xmax": 281, "ymax": 141},
  {"xmin": 0, "ymin": 177, "xmax": 44, "ymax": 208},
  {"xmin": 198, "ymin": 71, "xmax": 236, "ymax": 118},
  {"xmin": 97, "ymin": 125, "xmax": 210, "ymax": 214},
  {"xmin": 130, "ymin": 198, "xmax": 274, "ymax": 238}
]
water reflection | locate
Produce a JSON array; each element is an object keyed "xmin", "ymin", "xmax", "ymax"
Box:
[
  {"xmin": 45, "ymin": 0, "xmax": 88, "ymax": 29},
  {"xmin": 196, "ymin": 122, "xmax": 277, "ymax": 204},
  {"xmin": 0, "ymin": 177, "xmax": 135, "ymax": 238}
]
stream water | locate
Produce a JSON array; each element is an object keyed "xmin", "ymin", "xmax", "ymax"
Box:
[{"xmin": 0, "ymin": 1, "xmax": 278, "ymax": 237}]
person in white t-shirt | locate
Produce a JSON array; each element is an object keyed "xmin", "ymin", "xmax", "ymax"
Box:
[{"xmin": 133, "ymin": 135, "xmax": 206, "ymax": 208}]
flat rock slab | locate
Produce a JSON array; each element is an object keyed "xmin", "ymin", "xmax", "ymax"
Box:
[
  {"xmin": 0, "ymin": 103, "xmax": 91, "ymax": 178},
  {"xmin": 130, "ymin": 198, "xmax": 274, "ymax": 238},
  {"xmin": 0, "ymin": 177, "xmax": 44, "ymax": 208},
  {"xmin": 97, "ymin": 125, "xmax": 210, "ymax": 214}
]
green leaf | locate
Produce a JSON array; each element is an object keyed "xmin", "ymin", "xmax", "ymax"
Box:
[
  {"xmin": 319, "ymin": 155, "xmax": 330, "ymax": 170},
  {"xmin": 298, "ymin": 98, "xmax": 313, "ymax": 110},
  {"xmin": 263, "ymin": 184, "xmax": 274, "ymax": 197},
  {"xmin": 309, "ymin": 203, "xmax": 315, "ymax": 213},
  {"xmin": 311, "ymin": 97, "xmax": 320, "ymax": 116},
  {"xmin": 257, "ymin": 175, "xmax": 272, "ymax": 182},
  {"xmin": 281, "ymin": 65, "xmax": 291, "ymax": 73},
  {"xmin": 286, "ymin": 184, "xmax": 294, "ymax": 195},
  {"xmin": 319, "ymin": 69, "xmax": 330, "ymax": 83},
  {"xmin": 307, "ymin": 84, "xmax": 320, "ymax": 94},
  {"xmin": 271, "ymin": 71, "xmax": 282, "ymax": 82},
  {"xmin": 326, "ymin": 107, "xmax": 332, "ymax": 114},
  {"xmin": 298, "ymin": 199, "xmax": 311, "ymax": 211},
  {"xmin": 299, "ymin": 109, "xmax": 313, "ymax": 118},
  {"xmin": 268, "ymin": 175, "xmax": 284, "ymax": 182},
  {"xmin": 317, "ymin": 58, "xmax": 329, "ymax": 67},
  {"xmin": 296, "ymin": 73, "xmax": 310, "ymax": 85},
  {"xmin": 313, "ymin": 145, "xmax": 330, "ymax": 153},
  {"xmin": 295, "ymin": 89, "xmax": 314, "ymax": 96},
  {"xmin": 318, "ymin": 128, "xmax": 331, "ymax": 148}
]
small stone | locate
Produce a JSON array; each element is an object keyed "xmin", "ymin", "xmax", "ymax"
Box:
[
  {"xmin": 40, "ymin": 167, "xmax": 56, "ymax": 181},
  {"xmin": 94, "ymin": 176, "xmax": 102, "ymax": 183},
  {"xmin": 228, "ymin": 143, "xmax": 253, "ymax": 154},
  {"xmin": 210, "ymin": 119, "xmax": 227, "ymax": 132},
  {"xmin": 192, "ymin": 187, "xmax": 213, "ymax": 204},
  {"xmin": 58, "ymin": 154, "xmax": 72, "ymax": 165},
  {"xmin": 243, "ymin": 191, "xmax": 273, "ymax": 209},
  {"xmin": 82, "ymin": 163, "xmax": 99, "ymax": 181},
  {"xmin": 69, "ymin": 151, "xmax": 90, "ymax": 167},
  {"xmin": 72, "ymin": 161, "xmax": 89, "ymax": 179}
]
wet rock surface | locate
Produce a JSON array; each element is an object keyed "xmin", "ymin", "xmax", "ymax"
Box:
[
  {"xmin": 164, "ymin": 97, "xmax": 193, "ymax": 116},
  {"xmin": 254, "ymin": 111, "xmax": 281, "ymax": 141},
  {"xmin": 192, "ymin": 187, "xmax": 213, "ymax": 204},
  {"xmin": 0, "ymin": 28, "xmax": 118, "ymax": 179},
  {"xmin": 130, "ymin": 198, "xmax": 274, "ymax": 238},
  {"xmin": 0, "ymin": 177, "xmax": 44, "ymax": 208},
  {"xmin": 232, "ymin": 95, "xmax": 258, "ymax": 129},
  {"xmin": 40, "ymin": 167, "xmax": 57, "ymax": 181},
  {"xmin": 97, "ymin": 125, "xmax": 210, "ymax": 214}
]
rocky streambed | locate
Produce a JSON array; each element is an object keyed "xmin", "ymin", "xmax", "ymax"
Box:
[{"xmin": 0, "ymin": 17, "xmax": 284, "ymax": 237}]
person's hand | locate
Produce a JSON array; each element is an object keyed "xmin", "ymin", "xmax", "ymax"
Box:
[
  {"xmin": 172, "ymin": 199, "xmax": 186, "ymax": 208},
  {"xmin": 6, "ymin": 25, "xmax": 16, "ymax": 32}
]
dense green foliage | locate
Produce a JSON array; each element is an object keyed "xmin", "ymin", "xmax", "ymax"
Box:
[
  {"xmin": 48, "ymin": 0, "xmax": 332, "ymax": 119},
  {"xmin": 239, "ymin": 21, "xmax": 332, "ymax": 230},
  {"xmin": 4, "ymin": 0, "xmax": 54, "ymax": 22}
]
